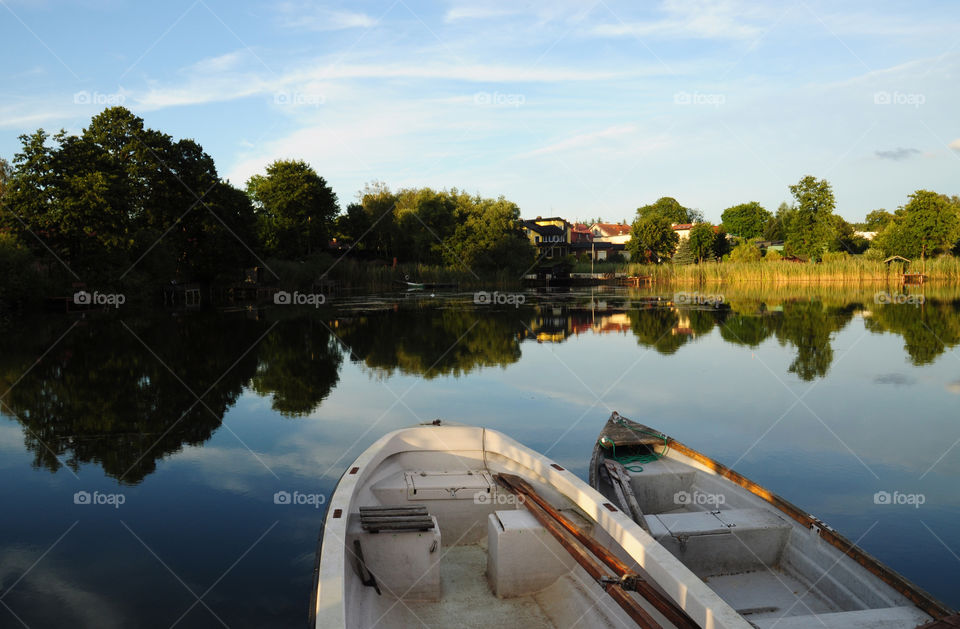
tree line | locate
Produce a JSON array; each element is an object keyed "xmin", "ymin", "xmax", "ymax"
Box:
[
  {"xmin": 627, "ymin": 176, "xmax": 960, "ymax": 267},
  {"xmin": 0, "ymin": 107, "xmax": 535, "ymax": 306}
]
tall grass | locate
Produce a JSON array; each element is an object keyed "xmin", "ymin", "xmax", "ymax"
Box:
[{"xmin": 621, "ymin": 255, "xmax": 960, "ymax": 284}]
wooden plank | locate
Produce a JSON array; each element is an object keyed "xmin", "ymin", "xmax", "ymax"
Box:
[
  {"xmin": 497, "ymin": 474, "xmax": 698, "ymax": 629},
  {"xmin": 604, "ymin": 460, "xmax": 650, "ymax": 533},
  {"xmin": 360, "ymin": 505, "xmax": 428, "ymax": 513}
]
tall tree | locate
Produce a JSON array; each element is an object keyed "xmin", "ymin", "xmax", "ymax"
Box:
[
  {"xmin": 627, "ymin": 216, "xmax": 678, "ymax": 263},
  {"xmin": 635, "ymin": 197, "xmax": 702, "ymax": 224},
  {"xmin": 877, "ymin": 190, "xmax": 960, "ymax": 273},
  {"xmin": 688, "ymin": 222, "xmax": 716, "ymax": 263},
  {"xmin": 442, "ymin": 194, "xmax": 533, "ymax": 275},
  {"xmin": 785, "ymin": 176, "xmax": 836, "ymax": 261},
  {"xmin": 247, "ymin": 160, "xmax": 339, "ymax": 259},
  {"xmin": 721, "ymin": 201, "xmax": 771, "ymax": 239}
]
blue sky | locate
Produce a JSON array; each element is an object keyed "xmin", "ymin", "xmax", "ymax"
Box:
[{"xmin": 1, "ymin": 0, "xmax": 959, "ymax": 224}]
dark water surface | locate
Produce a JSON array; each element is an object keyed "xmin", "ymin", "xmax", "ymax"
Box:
[{"xmin": 1, "ymin": 285, "xmax": 958, "ymax": 627}]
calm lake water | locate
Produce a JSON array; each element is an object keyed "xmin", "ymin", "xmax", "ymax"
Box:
[{"xmin": 1, "ymin": 284, "xmax": 958, "ymax": 627}]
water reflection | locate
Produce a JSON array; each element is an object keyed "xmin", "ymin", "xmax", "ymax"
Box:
[{"xmin": 0, "ymin": 286, "xmax": 958, "ymax": 484}]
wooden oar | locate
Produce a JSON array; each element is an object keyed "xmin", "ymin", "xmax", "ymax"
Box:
[{"xmin": 497, "ymin": 474, "xmax": 699, "ymax": 629}]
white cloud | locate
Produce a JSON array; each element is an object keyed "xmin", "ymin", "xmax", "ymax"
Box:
[
  {"xmin": 444, "ymin": 6, "xmax": 517, "ymax": 22},
  {"xmin": 949, "ymin": 138, "xmax": 960, "ymax": 151},
  {"xmin": 591, "ymin": 0, "xmax": 766, "ymax": 41},
  {"xmin": 276, "ymin": 3, "xmax": 375, "ymax": 31},
  {"xmin": 521, "ymin": 124, "xmax": 639, "ymax": 157}
]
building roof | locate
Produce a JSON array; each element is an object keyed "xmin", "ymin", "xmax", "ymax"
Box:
[
  {"xmin": 671, "ymin": 223, "xmax": 694, "ymax": 230},
  {"xmin": 591, "ymin": 222, "xmax": 631, "ymax": 236},
  {"xmin": 521, "ymin": 221, "xmax": 565, "ymax": 237}
]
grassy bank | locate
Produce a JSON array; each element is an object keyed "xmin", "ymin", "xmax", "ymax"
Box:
[{"xmin": 617, "ymin": 255, "xmax": 960, "ymax": 284}]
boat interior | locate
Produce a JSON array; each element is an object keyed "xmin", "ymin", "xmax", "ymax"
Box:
[
  {"xmin": 594, "ymin": 442, "xmax": 932, "ymax": 629},
  {"xmin": 338, "ymin": 449, "xmax": 690, "ymax": 629}
]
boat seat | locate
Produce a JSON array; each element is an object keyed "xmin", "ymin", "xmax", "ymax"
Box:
[
  {"xmin": 347, "ymin": 507, "xmax": 442, "ymax": 601},
  {"xmin": 487, "ymin": 509, "xmax": 576, "ymax": 598},
  {"xmin": 749, "ymin": 606, "xmax": 931, "ymax": 629},
  {"xmin": 359, "ymin": 505, "xmax": 435, "ymax": 532},
  {"xmin": 645, "ymin": 508, "xmax": 792, "ymax": 577}
]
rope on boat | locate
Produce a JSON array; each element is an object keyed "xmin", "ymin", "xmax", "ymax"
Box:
[{"xmin": 598, "ymin": 417, "xmax": 668, "ymax": 472}]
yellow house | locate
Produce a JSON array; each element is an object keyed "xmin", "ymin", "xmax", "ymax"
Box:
[{"xmin": 520, "ymin": 216, "xmax": 572, "ymax": 259}]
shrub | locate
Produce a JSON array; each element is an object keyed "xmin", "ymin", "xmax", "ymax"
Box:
[
  {"xmin": 764, "ymin": 249, "xmax": 782, "ymax": 262},
  {"xmin": 730, "ymin": 243, "xmax": 762, "ymax": 262}
]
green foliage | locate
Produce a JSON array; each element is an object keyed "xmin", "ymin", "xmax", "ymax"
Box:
[
  {"xmin": 721, "ymin": 202, "xmax": 771, "ymax": 239},
  {"xmin": 730, "ymin": 241, "xmax": 762, "ymax": 262},
  {"xmin": 442, "ymin": 195, "xmax": 534, "ymax": 276},
  {"xmin": 873, "ymin": 191, "xmax": 960, "ymax": 270},
  {"xmin": 672, "ymin": 237, "xmax": 694, "ymax": 265},
  {"xmin": 627, "ymin": 216, "xmax": 678, "ymax": 263},
  {"xmin": 763, "ymin": 202, "xmax": 795, "ymax": 241},
  {"xmin": 764, "ymin": 248, "xmax": 782, "ymax": 261},
  {"xmin": 3, "ymin": 107, "xmax": 257, "ymax": 282},
  {"xmin": 635, "ymin": 197, "xmax": 703, "ymax": 224},
  {"xmin": 688, "ymin": 222, "xmax": 716, "ymax": 263},
  {"xmin": 864, "ymin": 209, "xmax": 895, "ymax": 231},
  {"xmin": 247, "ymin": 159, "xmax": 339, "ymax": 259},
  {"xmin": 785, "ymin": 176, "xmax": 837, "ymax": 261}
]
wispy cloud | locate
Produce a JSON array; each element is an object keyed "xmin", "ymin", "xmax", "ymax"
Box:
[
  {"xmin": 522, "ymin": 124, "xmax": 639, "ymax": 157},
  {"xmin": 875, "ymin": 147, "xmax": 921, "ymax": 161},
  {"xmin": 591, "ymin": 0, "xmax": 766, "ymax": 41},
  {"xmin": 949, "ymin": 138, "xmax": 960, "ymax": 151},
  {"xmin": 275, "ymin": 2, "xmax": 375, "ymax": 31}
]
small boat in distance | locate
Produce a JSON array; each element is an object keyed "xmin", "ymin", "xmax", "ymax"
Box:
[
  {"xmin": 590, "ymin": 412, "xmax": 955, "ymax": 629},
  {"xmin": 312, "ymin": 421, "xmax": 757, "ymax": 628}
]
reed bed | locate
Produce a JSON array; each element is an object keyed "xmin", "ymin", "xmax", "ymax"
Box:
[{"xmin": 622, "ymin": 256, "xmax": 960, "ymax": 284}]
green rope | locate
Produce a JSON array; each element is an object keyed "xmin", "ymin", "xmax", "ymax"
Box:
[{"xmin": 599, "ymin": 419, "xmax": 669, "ymax": 473}]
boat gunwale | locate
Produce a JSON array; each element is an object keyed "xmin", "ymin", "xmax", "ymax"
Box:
[{"xmin": 591, "ymin": 413, "xmax": 954, "ymax": 621}]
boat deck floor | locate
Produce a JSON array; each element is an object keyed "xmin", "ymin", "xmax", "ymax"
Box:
[
  {"xmin": 705, "ymin": 568, "xmax": 838, "ymax": 620},
  {"xmin": 374, "ymin": 543, "xmax": 631, "ymax": 629}
]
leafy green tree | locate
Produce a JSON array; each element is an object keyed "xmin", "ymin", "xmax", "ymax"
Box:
[
  {"xmin": 247, "ymin": 160, "xmax": 339, "ymax": 259},
  {"xmin": 0, "ymin": 157, "xmax": 11, "ymax": 200},
  {"xmin": 721, "ymin": 202, "xmax": 771, "ymax": 239},
  {"xmin": 712, "ymin": 226, "xmax": 730, "ymax": 259},
  {"xmin": 636, "ymin": 197, "xmax": 702, "ymax": 224},
  {"xmin": 688, "ymin": 222, "xmax": 716, "ymax": 263},
  {"xmin": 3, "ymin": 108, "xmax": 256, "ymax": 281},
  {"xmin": 864, "ymin": 209, "xmax": 895, "ymax": 232},
  {"xmin": 730, "ymin": 241, "xmax": 762, "ymax": 262},
  {"xmin": 763, "ymin": 202, "xmax": 795, "ymax": 241},
  {"xmin": 627, "ymin": 216, "xmax": 678, "ymax": 263},
  {"xmin": 355, "ymin": 181, "xmax": 398, "ymax": 258},
  {"xmin": 442, "ymin": 194, "xmax": 534, "ymax": 275},
  {"xmin": 899, "ymin": 190, "xmax": 959, "ymax": 272},
  {"xmin": 830, "ymin": 215, "xmax": 868, "ymax": 254},
  {"xmin": 785, "ymin": 176, "xmax": 837, "ymax": 261}
]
